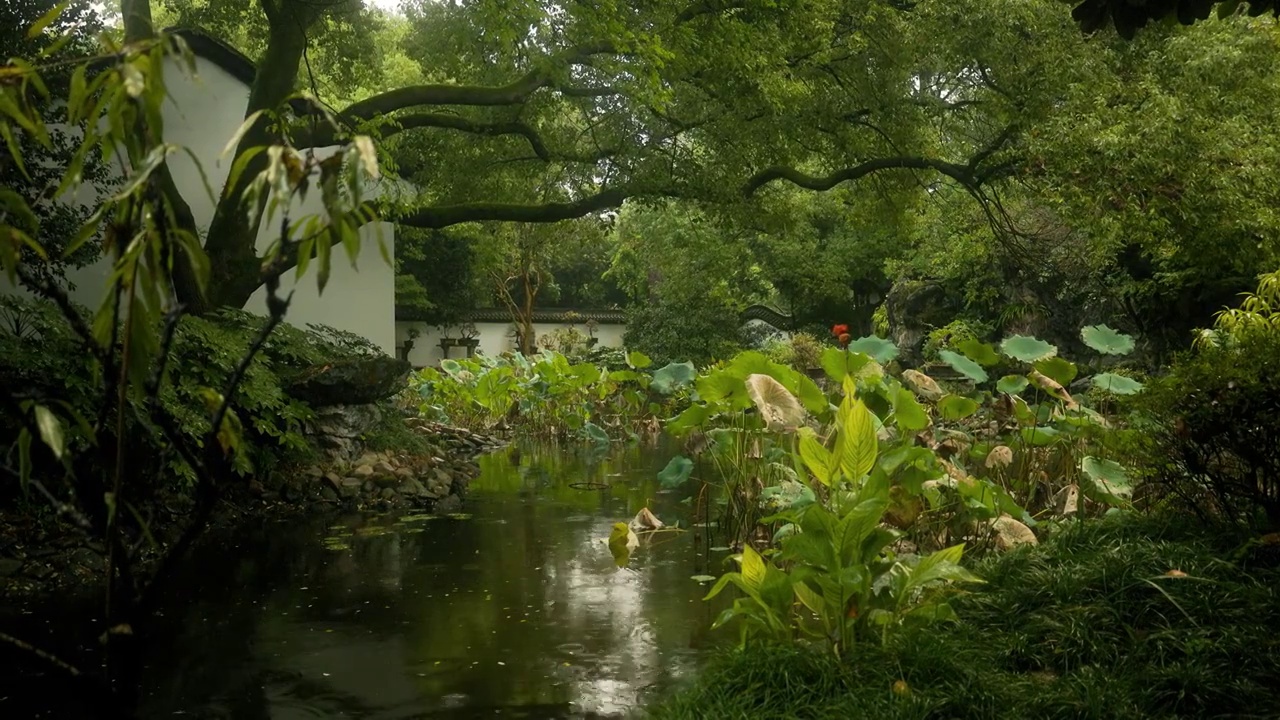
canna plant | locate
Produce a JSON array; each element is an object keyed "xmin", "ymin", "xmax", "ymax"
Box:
[{"xmin": 705, "ymin": 376, "xmax": 983, "ymax": 654}]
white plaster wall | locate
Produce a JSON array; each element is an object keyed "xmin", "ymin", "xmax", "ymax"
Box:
[
  {"xmin": 5, "ymin": 52, "xmax": 396, "ymax": 355},
  {"xmin": 395, "ymin": 320, "xmax": 626, "ymax": 367}
]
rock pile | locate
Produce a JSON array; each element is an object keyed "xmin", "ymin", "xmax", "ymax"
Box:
[{"xmin": 307, "ymin": 419, "xmax": 504, "ymax": 514}]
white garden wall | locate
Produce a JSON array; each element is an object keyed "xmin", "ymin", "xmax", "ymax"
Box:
[
  {"xmin": 395, "ymin": 320, "xmax": 627, "ymax": 368},
  {"xmin": 4, "ymin": 39, "xmax": 397, "ymax": 355}
]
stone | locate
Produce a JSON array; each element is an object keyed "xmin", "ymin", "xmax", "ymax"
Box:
[
  {"xmin": 322, "ymin": 472, "xmax": 344, "ymax": 493},
  {"xmin": 285, "ymin": 356, "xmax": 412, "ymax": 407},
  {"xmin": 304, "ymin": 465, "xmax": 324, "ymax": 479},
  {"xmin": 339, "ymin": 478, "xmax": 362, "ymax": 499},
  {"xmin": 373, "ymin": 461, "xmax": 397, "ymax": 476},
  {"xmin": 394, "ymin": 467, "xmax": 414, "ymax": 479},
  {"xmin": 379, "ymin": 488, "xmax": 398, "ymax": 500},
  {"xmin": 320, "ymin": 487, "xmax": 339, "ymax": 502},
  {"xmin": 373, "ymin": 474, "xmax": 401, "ymax": 489},
  {"xmin": 399, "ymin": 478, "xmax": 428, "ymax": 497},
  {"xmin": 312, "ymin": 404, "xmax": 384, "ymax": 441},
  {"xmin": 0, "ymin": 558, "xmax": 24, "ymax": 577},
  {"xmin": 363, "ymin": 481, "xmax": 376, "ymax": 494},
  {"xmin": 353, "ymin": 464, "xmax": 375, "ymax": 478},
  {"xmin": 434, "ymin": 494, "xmax": 462, "ymax": 514}
]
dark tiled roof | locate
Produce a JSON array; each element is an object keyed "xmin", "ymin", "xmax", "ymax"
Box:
[
  {"xmin": 395, "ymin": 306, "xmax": 627, "ymax": 324},
  {"xmin": 164, "ymin": 27, "xmax": 324, "ymax": 116}
]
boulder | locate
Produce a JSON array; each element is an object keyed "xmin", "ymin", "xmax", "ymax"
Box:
[
  {"xmin": 312, "ymin": 404, "xmax": 383, "ymax": 441},
  {"xmin": 338, "ymin": 478, "xmax": 362, "ymax": 498},
  {"xmin": 884, "ymin": 280, "xmax": 962, "ymax": 367},
  {"xmin": 992, "ymin": 516, "xmax": 1038, "ymax": 551},
  {"xmin": 286, "ymin": 356, "xmax": 411, "ymax": 407}
]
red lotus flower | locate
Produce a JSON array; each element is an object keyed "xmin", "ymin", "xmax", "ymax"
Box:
[
  {"xmin": 831, "ymin": 323, "xmax": 849, "ymax": 337},
  {"xmin": 838, "ymin": 332, "xmax": 851, "ymax": 347}
]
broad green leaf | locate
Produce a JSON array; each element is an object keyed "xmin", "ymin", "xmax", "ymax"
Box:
[
  {"xmin": 798, "ymin": 427, "xmax": 834, "ymax": 486},
  {"xmin": 956, "ymin": 338, "xmax": 1000, "ymax": 366},
  {"xmin": 1091, "ymin": 373, "xmax": 1144, "ymax": 395},
  {"xmin": 626, "ymin": 350, "xmax": 652, "ymax": 369},
  {"xmin": 608, "ymin": 522, "xmax": 636, "ymax": 567},
  {"xmin": 1081, "ymin": 324, "xmax": 1135, "ymax": 356},
  {"xmin": 907, "ymin": 544, "xmax": 984, "ymax": 591},
  {"xmin": 440, "ymin": 359, "xmax": 463, "ymax": 376},
  {"xmin": 820, "ymin": 347, "xmax": 873, "ymax": 383},
  {"xmin": 937, "ymin": 394, "xmax": 979, "ymax": 421},
  {"xmin": 658, "ymin": 455, "xmax": 694, "ymax": 489},
  {"xmin": 1080, "ymin": 456, "xmax": 1133, "ymax": 504},
  {"xmin": 741, "ymin": 544, "xmax": 767, "ymax": 590},
  {"xmin": 665, "ymin": 403, "xmax": 713, "ymax": 436},
  {"xmin": 938, "ymin": 349, "xmax": 988, "ymax": 383},
  {"xmin": 1020, "ymin": 426, "xmax": 1062, "ymax": 446},
  {"xmin": 581, "ymin": 422, "xmax": 610, "ymax": 447},
  {"xmin": 1000, "ymin": 335, "xmax": 1057, "ymax": 363},
  {"xmin": 651, "ymin": 361, "xmax": 696, "ymax": 394},
  {"xmin": 846, "ymin": 335, "xmax": 898, "ymax": 364},
  {"xmin": 836, "ymin": 396, "xmax": 878, "ymax": 481},
  {"xmin": 1033, "ymin": 357, "xmax": 1078, "ymax": 386},
  {"xmin": 996, "ymin": 375, "xmax": 1030, "ymax": 394},
  {"xmin": 891, "ymin": 386, "xmax": 930, "ymax": 431}
]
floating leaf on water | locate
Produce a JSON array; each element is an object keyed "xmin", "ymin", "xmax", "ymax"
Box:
[
  {"xmin": 690, "ymin": 575, "xmax": 717, "ymax": 583},
  {"xmin": 657, "ymin": 455, "xmax": 695, "ymax": 489},
  {"xmin": 446, "ymin": 513, "xmax": 473, "ymax": 520},
  {"xmin": 709, "ymin": 546, "xmax": 731, "ymax": 552},
  {"xmin": 400, "ymin": 514, "xmax": 437, "ymax": 523},
  {"xmin": 1081, "ymin": 324, "xmax": 1136, "ymax": 356}
]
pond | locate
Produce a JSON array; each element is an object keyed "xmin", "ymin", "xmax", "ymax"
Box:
[{"xmin": 130, "ymin": 439, "xmax": 729, "ymax": 719}]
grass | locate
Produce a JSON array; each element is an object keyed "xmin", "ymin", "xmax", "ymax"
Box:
[{"xmin": 647, "ymin": 514, "xmax": 1280, "ymax": 720}]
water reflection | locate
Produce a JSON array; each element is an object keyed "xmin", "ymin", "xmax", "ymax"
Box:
[{"xmin": 137, "ymin": 439, "xmax": 728, "ymax": 719}]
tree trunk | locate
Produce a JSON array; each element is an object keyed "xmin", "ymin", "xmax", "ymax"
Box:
[{"xmin": 173, "ymin": 15, "xmax": 312, "ymax": 313}]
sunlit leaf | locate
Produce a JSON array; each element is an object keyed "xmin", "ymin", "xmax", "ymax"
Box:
[
  {"xmin": 846, "ymin": 335, "xmax": 898, "ymax": 364},
  {"xmin": 955, "ymin": 338, "xmax": 1000, "ymax": 366},
  {"xmin": 1033, "ymin": 357, "xmax": 1078, "ymax": 386},
  {"xmin": 33, "ymin": 405, "xmax": 64, "ymax": 460},
  {"xmin": 1091, "ymin": 373, "xmax": 1144, "ymax": 395},
  {"xmin": 745, "ymin": 373, "xmax": 806, "ymax": 432},
  {"xmin": 996, "ymin": 374, "xmax": 1029, "ymax": 395},
  {"xmin": 651, "ymin": 361, "xmax": 696, "ymax": 394}
]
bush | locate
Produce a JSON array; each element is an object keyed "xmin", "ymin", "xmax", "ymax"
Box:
[
  {"xmin": 652, "ymin": 515, "xmax": 1280, "ymax": 720},
  {"xmin": 1137, "ymin": 330, "xmax": 1280, "ymax": 529},
  {"xmin": 0, "ymin": 299, "xmax": 381, "ymax": 496}
]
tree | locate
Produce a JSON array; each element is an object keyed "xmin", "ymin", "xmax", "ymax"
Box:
[
  {"xmin": 1067, "ymin": 0, "xmax": 1279, "ymax": 38},
  {"xmin": 113, "ymin": 0, "xmax": 1025, "ymax": 314}
]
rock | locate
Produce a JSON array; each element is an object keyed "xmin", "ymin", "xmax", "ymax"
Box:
[
  {"xmin": 0, "ymin": 558, "xmax": 24, "ymax": 577},
  {"xmin": 285, "ymin": 356, "xmax": 411, "ymax": 407},
  {"xmin": 353, "ymin": 464, "xmax": 375, "ymax": 479},
  {"xmin": 399, "ymin": 478, "xmax": 428, "ymax": 497},
  {"xmin": 884, "ymin": 280, "xmax": 961, "ymax": 367},
  {"xmin": 362, "ymin": 481, "xmax": 376, "ymax": 494},
  {"xmin": 394, "ymin": 467, "xmax": 414, "ymax": 479},
  {"xmin": 304, "ymin": 465, "xmax": 324, "ymax": 479},
  {"xmin": 313, "ymin": 404, "xmax": 384, "ymax": 440},
  {"xmin": 373, "ymin": 474, "xmax": 401, "ymax": 489},
  {"xmin": 992, "ymin": 516, "xmax": 1037, "ymax": 551},
  {"xmin": 338, "ymin": 478, "xmax": 362, "ymax": 498},
  {"xmin": 379, "ymin": 488, "xmax": 398, "ymax": 500},
  {"xmin": 433, "ymin": 468, "xmax": 453, "ymax": 485},
  {"xmin": 373, "ymin": 461, "xmax": 397, "ymax": 476},
  {"xmin": 434, "ymin": 494, "xmax": 462, "ymax": 514},
  {"xmin": 320, "ymin": 487, "xmax": 339, "ymax": 502}
]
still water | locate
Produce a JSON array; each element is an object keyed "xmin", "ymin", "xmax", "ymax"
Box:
[{"xmin": 137, "ymin": 441, "xmax": 729, "ymax": 719}]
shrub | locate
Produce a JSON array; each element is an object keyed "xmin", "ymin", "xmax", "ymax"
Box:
[
  {"xmin": 0, "ymin": 299, "xmax": 380, "ymax": 495},
  {"xmin": 1138, "ymin": 330, "xmax": 1280, "ymax": 529}
]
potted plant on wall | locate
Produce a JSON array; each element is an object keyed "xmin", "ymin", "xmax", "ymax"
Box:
[
  {"xmin": 439, "ymin": 323, "xmax": 458, "ymax": 348},
  {"xmin": 400, "ymin": 327, "xmax": 420, "ymax": 362},
  {"xmin": 585, "ymin": 318, "xmax": 600, "ymax": 348},
  {"xmin": 459, "ymin": 321, "xmax": 480, "ymax": 356}
]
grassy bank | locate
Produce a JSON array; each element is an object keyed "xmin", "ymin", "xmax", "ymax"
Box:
[{"xmin": 649, "ymin": 515, "xmax": 1280, "ymax": 720}]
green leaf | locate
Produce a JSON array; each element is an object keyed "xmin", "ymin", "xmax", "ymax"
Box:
[
  {"xmin": 221, "ymin": 110, "xmax": 265, "ymax": 160},
  {"xmin": 658, "ymin": 455, "xmax": 694, "ymax": 489},
  {"xmin": 846, "ymin": 335, "xmax": 898, "ymax": 364},
  {"xmin": 996, "ymin": 375, "xmax": 1029, "ymax": 395},
  {"xmin": 626, "ymin": 350, "xmax": 652, "ymax": 369},
  {"xmin": 665, "ymin": 403, "xmax": 713, "ymax": 436},
  {"xmin": 938, "ymin": 350, "xmax": 988, "ymax": 383},
  {"xmin": 1091, "ymin": 373, "xmax": 1144, "ymax": 395},
  {"xmin": 1081, "ymin": 324, "xmax": 1135, "ymax": 356},
  {"xmin": 33, "ymin": 405, "xmax": 64, "ymax": 460},
  {"xmin": 651, "ymin": 361, "xmax": 696, "ymax": 394},
  {"xmin": 907, "ymin": 544, "xmax": 983, "ymax": 591},
  {"xmin": 1020, "ymin": 426, "xmax": 1062, "ymax": 446},
  {"xmin": 1000, "ymin": 335, "xmax": 1057, "ymax": 363},
  {"xmin": 937, "ymin": 394, "xmax": 979, "ymax": 421},
  {"xmin": 1080, "ymin": 456, "xmax": 1133, "ymax": 504},
  {"xmin": 691, "ymin": 575, "xmax": 718, "ymax": 583},
  {"xmin": 820, "ymin": 347, "xmax": 873, "ymax": 383},
  {"xmin": 1033, "ymin": 357, "xmax": 1078, "ymax": 386},
  {"xmin": 798, "ymin": 427, "xmax": 834, "ymax": 486},
  {"xmin": 27, "ymin": 0, "xmax": 72, "ymax": 39},
  {"xmin": 741, "ymin": 545, "xmax": 767, "ymax": 590},
  {"xmin": 955, "ymin": 338, "xmax": 1000, "ymax": 366},
  {"xmin": 582, "ymin": 422, "xmax": 610, "ymax": 447},
  {"xmin": 891, "ymin": 385, "xmax": 930, "ymax": 431},
  {"xmin": 608, "ymin": 522, "xmax": 636, "ymax": 567},
  {"xmin": 836, "ymin": 396, "xmax": 878, "ymax": 481}
]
